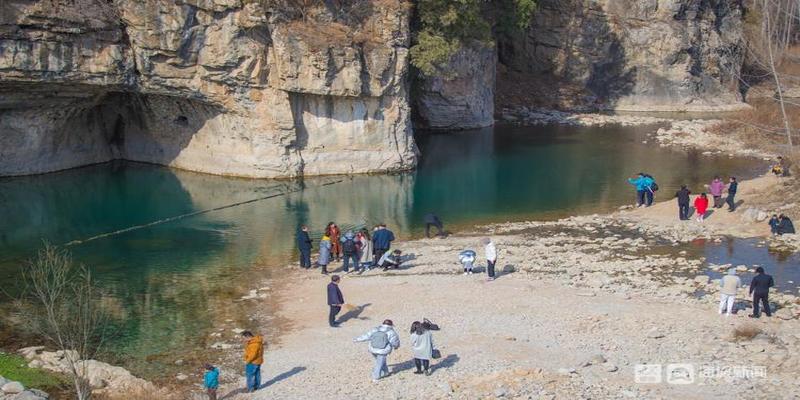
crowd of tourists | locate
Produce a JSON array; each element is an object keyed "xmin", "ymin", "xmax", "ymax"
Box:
[
  {"xmin": 200, "ymin": 159, "xmax": 796, "ymax": 397},
  {"xmin": 672, "ymin": 175, "xmax": 739, "ymax": 222}
]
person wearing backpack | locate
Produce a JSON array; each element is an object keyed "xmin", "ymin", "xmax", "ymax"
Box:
[
  {"xmin": 354, "ymin": 319, "xmax": 400, "ymax": 382},
  {"xmin": 340, "ymin": 230, "xmax": 360, "ymax": 273},
  {"xmin": 643, "ymin": 174, "xmax": 657, "ymax": 206}
]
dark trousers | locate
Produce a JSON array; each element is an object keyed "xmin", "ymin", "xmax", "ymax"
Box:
[
  {"xmin": 414, "ymin": 358, "xmax": 430, "ymax": 372},
  {"xmin": 645, "ymin": 190, "xmax": 654, "ymax": 206},
  {"xmin": 425, "ymin": 222, "xmax": 444, "ymax": 238},
  {"xmin": 678, "ymin": 203, "xmax": 690, "ymax": 220},
  {"xmin": 342, "ymin": 253, "xmax": 359, "ymax": 272},
  {"xmin": 299, "ymin": 249, "xmax": 312, "ymax": 268},
  {"xmin": 329, "ymin": 305, "xmax": 341, "ymax": 326},
  {"xmin": 713, "ymin": 195, "xmax": 723, "ymax": 208},
  {"xmin": 374, "ymin": 248, "xmax": 387, "ymax": 265},
  {"xmin": 636, "ymin": 190, "xmax": 646, "ymax": 206},
  {"xmin": 752, "ymin": 292, "xmax": 771, "ymax": 317},
  {"xmin": 726, "ymin": 193, "xmax": 736, "ymax": 211},
  {"xmin": 487, "ymin": 260, "xmax": 496, "ymax": 278}
]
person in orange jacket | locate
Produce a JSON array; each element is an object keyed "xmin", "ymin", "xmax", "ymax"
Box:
[
  {"xmin": 694, "ymin": 193, "xmax": 710, "ymax": 222},
  {"xmin": 241, "ymin": 331, "xmax": 264, "ymax": 392}
]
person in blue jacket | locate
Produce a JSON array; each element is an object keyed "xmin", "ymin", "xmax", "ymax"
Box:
[
  {"xmin": 296, "ymin": 225, "xmax": 313, "ymax": 268},
  {"xmin": 203, "ymin": 364, "xmax": 220, "ymax": 400},
  {"xmin": 628, "ymin": 173, "xmax": 655, "ymax": 207},
  {"xmin": 372, "ymin": 224, "xmax": 395, "ymax": 265}
]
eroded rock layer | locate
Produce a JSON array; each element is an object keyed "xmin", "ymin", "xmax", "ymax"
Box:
[{"xmin": 0, "ymin": 0, "xmax": 417, "ymax": 177}]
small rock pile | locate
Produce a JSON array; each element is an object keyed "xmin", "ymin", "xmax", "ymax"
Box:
[{"xmin": 0, "ymin": 376, "xmax": 48, "ymax": 400}]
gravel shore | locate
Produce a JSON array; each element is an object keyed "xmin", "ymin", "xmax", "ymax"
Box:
[{"xmin": 199, "ymin": 173, "xmax": 800, "ymax": 400}]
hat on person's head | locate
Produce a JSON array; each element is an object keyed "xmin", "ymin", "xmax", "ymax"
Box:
[{"xmin": 383, "ymin": 319, "xmax": 393, "ymax": 326}]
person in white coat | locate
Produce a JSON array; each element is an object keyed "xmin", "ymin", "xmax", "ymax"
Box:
[
  {"xmin": 354, "ymin": 319, "xmax": 400, "ymax": 382},
  {"xmin": 483, "ymin": 238, "xmax": 497, "ymax": 281},
  {"xmin": 410, "ymin": 321, "xmax": 435, "ymax": 375},
  {"xmin": 719, "ymin": 268, "xmax": 741, "ymax": 316}
]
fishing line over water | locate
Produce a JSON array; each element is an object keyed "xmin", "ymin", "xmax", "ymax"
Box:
[{"xmin": 63, "ymin": 179, "xmax": 345, "ymax": 247}]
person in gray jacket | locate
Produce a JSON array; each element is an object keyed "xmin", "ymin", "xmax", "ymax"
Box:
[
  {"xmin": 354, "ymin": 319, "xmax": 400, "ymax": 382},
  {"xmin": 410, "ymin": 321, "xmax": 435, "ymax": 376},
  {"xmin": 718, "ymin": 268, "xmax": 741, "ymax": 316}
]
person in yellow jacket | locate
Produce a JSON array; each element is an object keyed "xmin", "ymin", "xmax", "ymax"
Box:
[{"xmin": 241, "ymin": 331, "xmax": 264, "ymax": 392}]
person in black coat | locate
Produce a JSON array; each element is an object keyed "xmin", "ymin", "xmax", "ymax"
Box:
[
  {"xmin": 297, "ymin": 225, "xmax": 313, "ymax": 269},
  {"xmin": 749, "ymin": 267, "xmax": 774, "ymax": 318},
  {"xmin": 675, "ymin": 185, "xmax": 692, "ymax": 221},
  {"xmin": 725, "ymin": 177, "xmax": 738, "ymax": 212},
  {"xmin": 777, "ymin": 214, "xmax": 796, "ymax": 235},
  {"xmin": 327, "ymin": 275, "xmax": 344, "ymax": 327},
  {"xmin": 424, "ymin": 213, "xmax": 445, "ymax": 238}
]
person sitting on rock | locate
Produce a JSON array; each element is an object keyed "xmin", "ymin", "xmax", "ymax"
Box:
[
  {"xmin": 776, "ymin": 214, "xmax": 796, "ymax": 235},
  {"xmin": 771, "ymin": 156, "xmax": 790, "ymax": 177}
]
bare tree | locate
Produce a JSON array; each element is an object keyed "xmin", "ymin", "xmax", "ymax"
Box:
[
  {"xmin": 15, "ymin": 244, "xmax": 110, "ymax": 400},
  {"xmin": 761, "ymin": 0, "xmax": 795, "ymax": 146}
]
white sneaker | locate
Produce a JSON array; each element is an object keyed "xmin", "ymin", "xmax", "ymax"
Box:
[
  {"xmin": 463, "ymin": 272, "xmax": 468, "ymax": 275},
  {"xmin": 469, "ymin": 271, "xmax": 473, "ymax": 275}
]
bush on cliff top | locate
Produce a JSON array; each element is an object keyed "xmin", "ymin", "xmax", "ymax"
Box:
[{"xmin": 410, "ymin": 0, "xmax": 536, "ymax": 76}]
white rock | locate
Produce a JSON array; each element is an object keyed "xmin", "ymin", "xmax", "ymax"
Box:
[
  {"xmin": 176, "ymin": 373, "xmax": 188, "ymax": 381},
  {"xmin": 2, "ymin": 381, "xmax": 25, "ymax": 394}
]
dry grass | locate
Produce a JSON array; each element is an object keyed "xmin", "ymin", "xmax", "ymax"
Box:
[{"xmin": 731, "ymin": 324, "xmax": 763, "ymax": 341}]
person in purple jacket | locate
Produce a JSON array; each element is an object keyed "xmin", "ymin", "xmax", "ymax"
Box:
[{"xmin": 709, "ymin": 176, "xmax": 725, "ymax": 208}]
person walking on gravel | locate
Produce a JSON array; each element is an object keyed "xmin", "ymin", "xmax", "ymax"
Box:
[
  {"xmin": 483, "ymin": 237, "xmax": 497, "ymax": 281},
  {"xmin": 354, "ymin": 319, "xmax": 400, "ymax": 382},
  {"xmin": 327, "ymin": 275, "xmax": 344, "ymax": 327},
  {"xmin": 749, "ymin": 267, "xmax": 774, "ymax": 318},
  {"xmin": 241, "ymin": 331, "xmax": 264, "ymax": 392},
  {"xmin": 410, "ymin": 321, "xmax": 435, "ymax": 376},
  {"xmin": 718, "ymin": 268, "xmax": 741, "ymax": 316},
  {"xmin": 675, "ymin": 185, "xmax": 691, "ymax": 221}
]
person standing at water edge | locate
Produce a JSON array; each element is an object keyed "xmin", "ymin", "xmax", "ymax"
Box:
[
  {"xmin": 341, "ymin": 230, "xmax": 359, "ymax": 273},
  {"xmin": 749, "ymin": 267, "xmax": 774, "ymax": 318},
  {"xmin": 726, "ymin": 177, "xmax": 738, "ymax": 212},
  {"xmin": 627, "ymin": 173, "xmax": 648, "ymax": 207},
  {"xmin": 410, "ymin": 321, "xmax": 435, "ymax": 376},
  {"xmin": 318, "ymin": 233, "xmax": 332, "ymax": 274},
  {"xmin": 296, "ymin": 225, "xmax": 313, "ymax": 269},
  {"xmin": 675, "ymin": 185, "xmax": 691, "ymax": 221},
  {"xmin": 326, "ymin": 222, "xmax": 342, "ymax": 262},
  {"xmin": 241, "ymin": 331, "xmax": 264, "ymax": 392},
  {"xmin": 483, "ymin": 237, "xmax": 497, "ymax": 281},
  {"xmin": 643, "ymin": 173, "xmax": 657, "ymax": 206},
  {"xmin": 354, "ymin": 319, "xmax": 400, "ymax": 382},
  {"xmin": 327, "ymin": 275, "xmax": 344, "ymax": 327},
  {"xmin": 357, "ymin": 229, "xmax": 372, "ymax": 269},
  {"xmin": 372, "ymin": 224, "xmax": 395, "ymax": 265},
  {"xmin": 203, "ymin": 364, "xmax": 219, "ymax": 400},
  {"xmin": 424, "ymin": 213, "xmax": 445, "ymax": 238},
  {"xmin": 718, "ymin": 268, "xmax": 741, "ymax": 316},
  {"xmin": 694, "ymin": 193, "xmax": 709, "ymax": 222},
  {"xmin": 709, "ymin": 176, "xmax": 724, "ymax": 208}
]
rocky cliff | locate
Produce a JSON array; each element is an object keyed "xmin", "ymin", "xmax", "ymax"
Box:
[
  {"xmin": 0, "ymin": 0, "xmax": 417, "ymax": 177},
  {"xmin": 498, "ymin": 0, "xmax": 747, "ymax": 111}
]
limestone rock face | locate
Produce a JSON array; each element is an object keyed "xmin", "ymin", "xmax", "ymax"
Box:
[
  {"xmin": 0, "ymin": 0, "xmax": 417, "ymax": 177},
  {"xmin": 499, "ymin": 0, "xmax": 747, "ymax": 111},
  {"xmin": 414, "ymin": 43, "xmax": 496, "ymax": 130}
]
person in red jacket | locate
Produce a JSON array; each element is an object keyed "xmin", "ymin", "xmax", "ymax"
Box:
[{"xmin": 694, "ymin": 193, "xmax": 710, "ymax": 222}]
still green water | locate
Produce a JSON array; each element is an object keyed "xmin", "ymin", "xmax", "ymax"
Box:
[{"xmin": 0, "ymin": 123, "xmax": 764, "ymax": 378}]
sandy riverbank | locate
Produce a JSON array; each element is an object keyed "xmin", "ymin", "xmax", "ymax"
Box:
[{"xmin": 199, "ymin": 170, "xmax": 800, "ymax": 400}]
